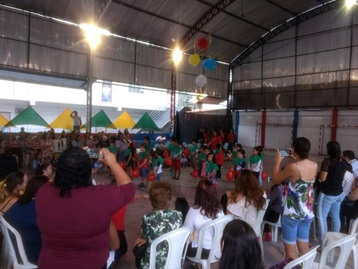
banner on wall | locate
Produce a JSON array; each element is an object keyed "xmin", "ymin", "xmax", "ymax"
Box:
[{"xmin": 102, "ymin": 80, "xmax": 112, "ymax": 103}]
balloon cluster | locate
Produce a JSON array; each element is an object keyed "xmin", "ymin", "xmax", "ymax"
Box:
[{"xmin": 188, "ymin": 35, "xmax": 217, "ymax": 90}]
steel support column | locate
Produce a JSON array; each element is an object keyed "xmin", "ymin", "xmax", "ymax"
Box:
[
  {"xmin": 86, "ymin": 48, "xmax": 93, "ymax": 134},
  {"xmin": 170, "ymin": 65, "xmax": 176, "ymax": 135}
]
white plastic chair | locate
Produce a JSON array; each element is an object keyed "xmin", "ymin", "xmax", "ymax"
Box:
[
  {"xmin": 283, "ymin": 245, "xmax": 319, "ymax": 269},
  {"xmin": 243, "ymin": 198, "xmax": 269, "ymax": 259},
  {"xmin": 149, "ymin": 226, "xmax": 193, "ymax": 269},
  {"xmin": 323, "ymin": 217, "xmax": 358, "ymax": 268},
  {"xmin": 311, "ymin": 232, "xmax": 357, "ymax": 269},
  {"xmin": 187, "ymin": 215, "xmax": 234, "ymax": 269},
  {"xmin": 261, "ymin": 214, "xmax": 281, "ymax": 242},
  {"xmin": 0, "ymin": 215, "xmax": 37, "ymax": 269}
]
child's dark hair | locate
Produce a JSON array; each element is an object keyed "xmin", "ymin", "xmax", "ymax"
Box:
[
  {"xmin": 236, "ymin": 143, "xmax": 242, "ymax": 149},
  {"xmin": 207, "ymin": 151, "xmax": 216, "ymax": 162},
  {"xmin": 192, "ymin": 138, "xmax": 198, "ymax": 143},
  {"xmin": 216, "ymin": 143, "xmax": 222, "ymax": 150},
  {"xmin": 155, "ymin": 148, "xmax": 163, "ymax": 157},
  {"xmin": 140, "ymin": 143, "xmax": 147, "ymax": 150},
  {"xmin": 254, "ymin": 146, "xmax": 263, "ymax": 156},
  {"xmin": 238, "ymin": 149, "xmax": 245, "ymax": 156}
]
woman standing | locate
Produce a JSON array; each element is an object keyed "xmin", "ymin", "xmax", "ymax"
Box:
[
  {"xmin": 272, "ymin": 137, "xmax": 317, "ymax": 260},
  {"xmin": 317, "ymin": 141, "xmax": 347, "ymax": 243},
  {"xmin": 36, "ymin": 147, "xmax": 135, "ymax": 269}
]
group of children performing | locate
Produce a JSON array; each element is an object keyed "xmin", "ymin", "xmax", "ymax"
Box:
[{"xmin": 100, "ymin": 135, "xmax": 266, "ymax": 187}]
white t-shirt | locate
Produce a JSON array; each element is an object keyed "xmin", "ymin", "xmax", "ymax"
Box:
[
  {"xmin": 184, "ymin": 207, "xmax": 224, "ymax": 249},
  {"xmin": 349, "ymin": 159, "xmax": 358, "ymax": 178},
  {"xmin": 342, "ymin": 170, "xmax": 354, "ymax": 196}
]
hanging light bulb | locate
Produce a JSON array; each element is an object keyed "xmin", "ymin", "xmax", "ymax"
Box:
[{"xmin": 345, "ymin": 0, "xmax": 357, "ymax": 9}]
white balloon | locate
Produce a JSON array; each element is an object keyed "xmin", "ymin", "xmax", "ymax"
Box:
[{"xmin": 195, "ymin": 74, "xmax": 207, "ymax": 88}]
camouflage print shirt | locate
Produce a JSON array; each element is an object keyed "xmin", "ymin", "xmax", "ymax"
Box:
[{"xmin": 140, "ymin": 209, "xmax": 183, "ymax": 269}]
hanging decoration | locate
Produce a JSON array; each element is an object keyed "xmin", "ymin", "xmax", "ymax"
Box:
[
  {"xmin": 188, "ymin": 54, "xmax": 200, "ymax": 66},
  {"xmin": 202, "ymin": 58, "xmax": 217, "ymax": 71},
  {"xmin": 195, "ymin": 74, "xmax": 207, "ymax": 88},
  {"xmin": 196, "ymin": 37, "xmax": 209, "ymax": 49}
]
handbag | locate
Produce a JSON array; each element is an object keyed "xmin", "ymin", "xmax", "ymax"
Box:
[
  {"xmin": 133, "ymin": 242, "xmax": 147, "ymax": 260},
  {"xmin": 133, "ymin": 243, "xmax": 147, "ymax": 269}
]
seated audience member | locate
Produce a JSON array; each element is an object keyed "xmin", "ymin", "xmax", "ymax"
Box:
[
  {"xmin": 0, "ymin": 171, "xmax": 28, "ymax": 214},
  {"xmin": 5, "ymin": 175, "xmax": 49, "ymax": 264},
  {"xmin": 342, "ymin": 163, "xmax": 354, "ymax": 196},
  {"xmin": 35, "ymin": 162, "xmax": 54, "ymax": 181},
  {"xmin": 263, "ymin": 183, "xmax": 284, "ymax": 241},
  {"xmin": 184, "ymin": 179, "xmax": 224, "ymax": 263},
  {"xmin": 36, "ymin": 147, "xmax": 135, "ymax": 269},
  {"xmin": 219, "ymin": 219, "xmax": 265, "ymax": 269},
  {"xmin": 0, "ymin": 152, "xmax": 18, "ymax": 181},
  {"xmin": 134, "ymin": 181, "xmax": 182, "ymax": 269},
  {"xmin": 224, "ymin": 170, "xmax": 266, "ymax": 229}
]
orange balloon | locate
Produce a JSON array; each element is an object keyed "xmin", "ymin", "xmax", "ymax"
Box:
[{"xmin": 262, "ymin": 171, "xmax": 268, "ymax": 180}]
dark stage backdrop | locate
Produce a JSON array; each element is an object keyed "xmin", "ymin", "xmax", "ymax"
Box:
[{"xmin": 174, "ymin": 110, "xmax": 232, "ymax": 144}]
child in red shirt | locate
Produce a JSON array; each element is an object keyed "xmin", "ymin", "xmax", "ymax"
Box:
[{"xmin": 214, "ymin": 143, "xmax": 224, "ymax": 179}]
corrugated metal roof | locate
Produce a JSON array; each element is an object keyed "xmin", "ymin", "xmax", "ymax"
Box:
[{"xmin": 0, "ymin": 0, "xmax": 333, "ymax": 63}]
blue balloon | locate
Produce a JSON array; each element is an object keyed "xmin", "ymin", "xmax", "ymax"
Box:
[{"xmin": 202, "ymin": 58, "xmax": 217, "ymax": 71}]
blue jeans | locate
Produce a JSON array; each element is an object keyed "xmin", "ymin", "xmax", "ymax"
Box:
[{"xmin": 317, "ymin": 192, "xmax": 345, "ymax": 243}]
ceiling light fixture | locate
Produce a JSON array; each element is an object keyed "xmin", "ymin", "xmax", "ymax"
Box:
[
  {"xmin": 345, "ymin": 0, "xmax": 357, "ymax": 9},
  {"xmin": 80, "ymin": 23, "xmax": 110, "ymax": 50}
]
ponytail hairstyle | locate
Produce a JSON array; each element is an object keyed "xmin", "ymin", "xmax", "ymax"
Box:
[
  {"xmin": 0, "ymin": 172, "xmax": 26, "ymax": 202},
  {"xmin": 253, "ymin": 146, "xmax": 263, "ymax": 156}
]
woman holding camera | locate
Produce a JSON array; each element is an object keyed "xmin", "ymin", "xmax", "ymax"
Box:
[
  {"xmin": 36, "ymin": 147, "xmax": 135, "ymax": 269},
  {"xmin": 272, "ymin": 137, "xmax": 317, "ymax": 262}
]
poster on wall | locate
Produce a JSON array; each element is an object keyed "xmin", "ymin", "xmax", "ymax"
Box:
[{"xmin": 102, "ymin": 81, "xmax": 112, "ymax": 103}]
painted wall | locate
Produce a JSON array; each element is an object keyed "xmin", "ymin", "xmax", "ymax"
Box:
[{"xmin": 235, "ymin": 109, "xmax": 358, "ymax": 155}]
